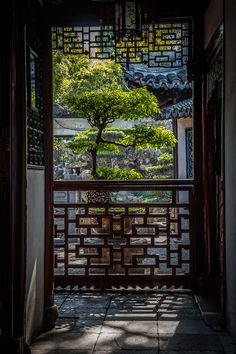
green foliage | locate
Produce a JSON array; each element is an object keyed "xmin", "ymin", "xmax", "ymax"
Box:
[
  {"xmin": 145, "ymin": 164, "xmax": 173, "ymax": 172},
  {"xmin": 158, "ymin": 152, "xmax": 173, "ymax": 163},
  {"xmin": 53, "ymin": 50, "xmax": 124, "ymax": 103},
  {"xmin": 53, "ymin": 50, "xmax": 88, "ymax": 103},
  {"xmin": 66, "ymin": 125, "xmax": 176, "ymax": 155},
  {"xmin": 66, "ymin": 139, "xmax": 96, "ymax": 154},
  {"xmin": 120, "ymin": 125, "xmax": 176, "ymax": 149},
  {"xmin": 96, "ymin": 167, "xmax": 143, "ymax": 180},
  {"xmin": 65, "ymin": 86, "xmax": 159, "ymax": 124},
  {"xmin": 145, "ymin": 151, "xmax": 174, "ymax": 179},
  {"xmin": 53, "ymin": 137, "xmax": 80, "ymax": 179},
  {"xmin": 53, "ymin": 51, "xmax": 177, "ymax": 179}
]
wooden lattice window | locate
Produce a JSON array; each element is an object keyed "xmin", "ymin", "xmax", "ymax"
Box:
[
  {"xmin": 52, "ymin": 20, "xmax": 191, "ymax": 69},
  {"xmin": 185, "ymin": 128, "xmax": 193, "ymax": 178},
  {"xmin": 26, "ymin": 8, "xmax": 44, "ymax": 167}
]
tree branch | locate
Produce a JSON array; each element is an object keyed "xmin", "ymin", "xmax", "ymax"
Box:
[{"xmin": 100, "ymin": 138, "xmax": 135, "ymax": 148}]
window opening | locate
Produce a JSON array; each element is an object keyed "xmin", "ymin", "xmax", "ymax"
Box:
[
  {"xmin": 52, "ymin": 16, "xmax": 194, "ymax": 286},
  {"xmin": 52, "ymin": 19, "xmax": 193, "ymax": 182}
]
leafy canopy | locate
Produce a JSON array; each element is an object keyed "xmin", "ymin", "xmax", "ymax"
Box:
[
  {"xmin": 96, "ymin": 167, "xmax": 143, "ymax": 180},
  {"xmin": 53, "ymin": 51, "xmax": 177, "ymax": 178},
  {"xmin": 53, "ymin": 50, "xmax": 124, "ymax": 103},
  {"xmin": 65, "ymin": 86, "xmax": 159, "ymax": 127},
  {"xmin": 67, "ymin": 125, "xmax": 177, "ymax": 155}
]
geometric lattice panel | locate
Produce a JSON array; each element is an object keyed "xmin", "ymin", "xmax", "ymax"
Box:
[
  {"xmin": 27, "ymin": 108, "xmax": 44, "ymax": 166},
  {"xmin": 52, "ymin": 20, "xmax": 191, "ymax": 68},
  {"xmin": 52, "ymin": 26, "xmax": 115, "ymax": 58},
  {"xmin": 53, "ymin": 182, "xmax": 193, "ymax": 285},
  {"xmin": 186, "ymin": 128, "xmax": 193, "ymax": 178},
  {"xmin": 26, "ymin": 10, "xmax": 45, "ymax": 166},
  {"xmin": 146, "ymin": 22, "xmax": 190, "ymax": 68}
]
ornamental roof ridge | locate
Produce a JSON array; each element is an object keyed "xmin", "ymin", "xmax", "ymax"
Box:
[
  {"xmin": 124, "ymin": 64, "xmax": 191, "ymax": 90},
  {"xmin": 156, "ymin": 98, "xmax": 193, "ymax": 120}
]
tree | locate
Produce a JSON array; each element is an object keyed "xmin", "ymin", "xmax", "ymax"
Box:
[
  {"xmin": 53, "ymin": 50, "xmax": 124, "ymax": 103},
  {"xmin": 66, "ymin": 87, "xmax": 177, "ymax": 178},
  {"xmin": 53, "ymin": 53, "xmax": 177, "ymax": 179}
]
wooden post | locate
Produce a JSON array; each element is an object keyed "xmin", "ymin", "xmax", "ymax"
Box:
[
  {"xmin": 0, "ymin": 0, "xmax": 29, "ymax": 352},
  {"xmin": 192, "ymin": 12, "xmax": 205, "ymax": 290},
  {"xmin": 43, "ymin": 11, "xmax": 58, "ymax": 330}
]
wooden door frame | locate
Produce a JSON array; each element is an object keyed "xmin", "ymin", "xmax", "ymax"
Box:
[
  {"xmin": 192, "ymin": 12, "xmax": 205, "ymax": 290},
  {"xmin": 0, "ymin": 0, "xmax": 28, "ymax": 352},
  {"xmin": 44, "ymin": 4, "xmax": 206, "ymax": 293},
  {"xmin": 203, "ymin": 23, "xmax": 225, "ymax": 317},
  {"xmin": 43, "ymin": 10, "xmax": 56, "ymax": 327}
]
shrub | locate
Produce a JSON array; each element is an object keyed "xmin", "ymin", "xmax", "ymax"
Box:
[{"xmin": 96, "ymin": 166, "xmax": 143, "ymax": 180}]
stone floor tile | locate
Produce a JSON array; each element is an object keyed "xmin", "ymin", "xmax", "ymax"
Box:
[
  {"xmin": 109, "ymin": 301, "xmax": 157, "ymax": 311},
  {"xmin": 158, "ymin": 309, "xmax": 201, "ymax": 320},
  {"xmin": 59, "ymin": 307, "xmax": 107, "ymax": 320},
  {"xmin": 101, "ymin": 320, "xmax": 158, "ymax": 334},
  {"xmin": 60, "ymin": 302, "xmax": 108, "ymax": 312},
  {"xmin": 157, "ymin": 303, "xmax": 197, "ymax": 310},
  {"xmin": 94, "ymin": 351, "xmax": 158, "ymax": 353},
  {"xmin": 219, "ymin": 333, "xmax": 236, "ymax": 353},
  {"xmin": 54, "ymin": 318, "xmax": 76, "ymax": 332},
  {"xmin": 59, "ymin": 295, "xmax": 110, "ymax": 311},
  {"xmin": 108, "ymin": 305, "xmax": 157, "ymax": 313},
  {"xmin": 31, "ymin": 350, "xmax": 93, "ymax": 353},
  {"xmin": 159, "ymin": 351, "xmax": 224, "ymax": 354},
  {"xmin": 31, "ymin": 331, "xmax": 99, "ymax": 351},
  {"xmin": 73, "ymin": 318, "xmax": 103, "ymax": 333},
  {"xmin": 75, "ymin": 309, "xmax": 107, "ymax": 320},
  {"xmin": 105, "ymin": 313, "xmax": 157, "ymax": 321},
  {"xmin": 54, "ymin": 293, "xmax": 68, "ymax": 308},
  {"xmin": 58, "ymin": 306, "xmax": 78, "ymax": 318},
  {"xmin": 94, "ymin": 333, "xmax": 158, "ymax": 351},
  {"xmin": 158, "ymin": 319, "xmax": 215, "ymax": 335},
  {"xmin": 30, "ymin": 292, "xmax": 236, "ymax": 354},
  {"xmin": 156, "ymin": 296, "xmax": 196, "ymax": 310},
  {"xmin": 159, "ymin": 334, "xmax": 224, "ymax": 351}
]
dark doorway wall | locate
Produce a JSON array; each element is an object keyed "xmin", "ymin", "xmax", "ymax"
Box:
[
  {"xmin": 3, "ymin": 0, "xmax": 236, "ymax": 352},
  {"xmin": 0, "ymin": 0, "xmax": 27, "ymax": 352},
  {"xmin": 224, "ymin": 0, "xmax": 236, "ymax": 341},
  {"xmin": 204, "ymin": 0, "xmax": 224, "ymax": 306},
  {"xmin": 204, "ymin": 0, "xmax": 236, "ymax": 342}
]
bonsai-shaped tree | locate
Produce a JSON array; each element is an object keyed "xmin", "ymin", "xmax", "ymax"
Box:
[
  {"xmin": 53, "ymin": 52, "xmax": 177, "ymax": 178},
  {"xmin": 65, "ymin": 87, "xmax": 177, "ymax": 178}
]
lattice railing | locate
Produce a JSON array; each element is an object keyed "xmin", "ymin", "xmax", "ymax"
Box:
[{"xmin": 53, "ymin": 180, "xmax": 194, "ymax": 288}]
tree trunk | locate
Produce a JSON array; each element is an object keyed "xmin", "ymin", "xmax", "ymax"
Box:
[{"xmin": 91, "ymin": 149, "xmax": 97, "ymax": 177}]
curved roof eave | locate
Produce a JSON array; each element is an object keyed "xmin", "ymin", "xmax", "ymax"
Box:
[{"xmin": 156, "ymin": 98, "xmax": 193, "ymax": 120}]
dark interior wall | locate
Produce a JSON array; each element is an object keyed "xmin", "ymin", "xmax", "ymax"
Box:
[
  {"xmin": 48, "ymin": 0, "xmax": 208, "ymax": 26},
  {"xmin": 204, "ymin": 0, "xmax": 223, "ymax": 48},
  {"xmin": 0, "ymin": 0, "xmax": 27, "ymax": 352},
  {"xmin": 225, "ymin": 0, "xmax": 236, "ymax": 342}
]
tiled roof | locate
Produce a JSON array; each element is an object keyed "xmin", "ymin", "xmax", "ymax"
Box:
[
  {"xmin": 124, "ymin": 64, "xmax": 192, "ymax": 90},
  {"xmin": 157, "ymin": 98, "xmax": 192, "ymax": 120},
  {"xmin": 53, "ymin": 103, "xmax": 76, "ymax": 118}
]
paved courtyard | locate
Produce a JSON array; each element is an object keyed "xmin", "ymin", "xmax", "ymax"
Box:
[{"xmin": 31, "ymin": 291, "xmax": 236, "ymax": 353}]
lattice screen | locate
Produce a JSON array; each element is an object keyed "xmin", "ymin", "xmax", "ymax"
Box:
[
  {"xmin": 186, "ymin": 128, "xmax": 193, "ymax": 179},
  {"xmin": 52, "ymin": 20, "xmax": 191, "ymax": 68},
  {"xmin": 54, "ymin": 186, "xmax": 193, "ymax": 281},
  {"xmin": 26, "ymin": 8, "xmax": 44, "ymax": 166}
]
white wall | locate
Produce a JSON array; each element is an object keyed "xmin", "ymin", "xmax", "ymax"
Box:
[
  {"xmin": 25, "ymin": 169, "xmax": 45, "ymax": 344},
  {"xmin": 177, "ymin": 118, "xmax": 192, "ymax": 179},
  {"xmin": 53, "ymin": 118, "xmax": 149, "ymax": 136},
  {"xmin": 225, "ymin": 0, "xmax": 236, "ymax": 341},
  {"xmin": 204, "ymin": 0, "xmax": 223, "ymax": 48}
]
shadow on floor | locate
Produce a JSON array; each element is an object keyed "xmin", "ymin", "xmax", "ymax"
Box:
[{"xmin": 30, "ymin": 290, "xmax": 235, "ymax": 354}]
